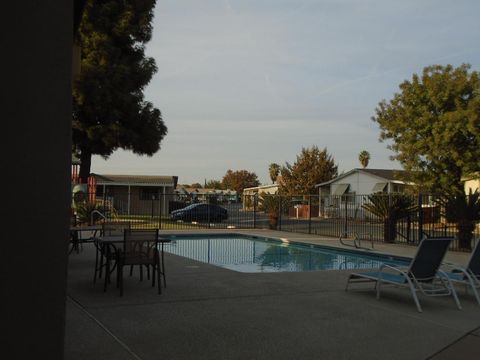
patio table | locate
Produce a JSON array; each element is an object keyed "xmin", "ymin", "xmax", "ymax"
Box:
[{"xmin": 95, "ymin": 234, "xmax": 171, "ymax": 292}]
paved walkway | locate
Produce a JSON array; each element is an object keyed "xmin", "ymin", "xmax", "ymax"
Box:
[{"xmin": 65, "ymin": 230, "xmax": 480, "ymax": 359}]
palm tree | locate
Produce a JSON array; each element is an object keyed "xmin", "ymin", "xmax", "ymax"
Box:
[
  {"xmin": 362, "ymin": 193, "xmax": 417, "ymax": 243},
  {"xmin": 440, "ymin": 189, "xmax": 480, "ymax": 250},
  {"xmin": 258, "ymin": 193, "xmax": 290, "ymax": 230},
  {"xmin": 268, "ymin": 163, "xmax": 280, "ymax": 184},
  {"xmin": 358, "ymin": 150, "xmax": 370, "ymax": 168}
]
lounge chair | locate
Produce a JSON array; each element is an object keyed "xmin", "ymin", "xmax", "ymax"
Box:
[
  {"xmin": 345, "ymin": 237, "xmax": 462, "ymax": 312},
  {"xmin": 440, "ymin": 238, "xmax": 480, "ymax": 305}
]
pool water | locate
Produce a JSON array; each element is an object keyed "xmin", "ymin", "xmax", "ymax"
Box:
[{"xmin": 163, "ymin": 234, "xmax": 410, "ymax": 273}]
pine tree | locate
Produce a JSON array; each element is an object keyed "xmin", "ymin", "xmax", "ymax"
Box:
[
  {"xmin": 372, "ymin": 64, "xmax": 480, "ymax": 195},
  {"xmin": 73, "ymin": 0, "xmax": 167, "ymax": 181}
]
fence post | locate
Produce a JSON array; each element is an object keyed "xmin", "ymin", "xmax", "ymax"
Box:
[
  {"xmin": 102, "ymin": 187, "xmax": 108, "ymax": 221},
  {"xmin": 308, "ymin": 195, "xmax": 312, "ymax": 234},
  {"xmin": 253, "ymin": 194, "xmax": 257, "ymax": 229},
  {"xmin": 343, "ymin": 196, "xmax": 348, "ymax": 236},
  {"xmin": 151, "ymin": 195, "xmax": 155, "ymax": 219},
  {"xmin": 406, "ymin": 214, "xmax": 411, "ymax": 243},
  {"xmin": 158, "ymin": 191, "xmax": 163, "ymax": 229},
  {"xmin": 278, "ymin": 195, "xmax": 282, "ymax": 231},
  {"xmin": 417, "ymin": 193, "xmax": 423, "ymax": 241},
  {"xmin": 207, "ymin": 194, "xmax": 211, "ymax": 229}
]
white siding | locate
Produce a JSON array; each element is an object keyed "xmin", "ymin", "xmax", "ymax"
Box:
[
  {"xmin": 465, "ymin": 179, "xmax": 480, "ymax": 194},
  {"xmin": 332, "ymin": 172, "xmax": 387, "ymax": 195}
]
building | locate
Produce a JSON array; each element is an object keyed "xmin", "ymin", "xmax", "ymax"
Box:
[
  {"xmin": 175, "ymin": 187, "xmax": 238, "ymax": 203},
  {"xmin": 463, "ymin": 173, "xmax": 480, "ymax": 194},
  {"xmin": 316, "ymin": 168, "xmax": 409, "ymax": 197},
  {"xmin": 92, "ymin": 174, "xmax": 178, "ymax": 215},
  {"xmin": 315, "ymin": 168, "xmax": 410, "ymax": 218},
  {"xmin": 242, "ymin": 184, "xmax": 280, "ymax": 211}
]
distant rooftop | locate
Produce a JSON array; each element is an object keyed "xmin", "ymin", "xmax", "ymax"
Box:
[{"xmin": 359, "ymin": 168, "xmax": 407, "ymax": 181}]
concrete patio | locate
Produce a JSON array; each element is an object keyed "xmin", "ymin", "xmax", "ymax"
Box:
[{"xmin": 65, "ymin": 230, "xmax": 480, "ymax": 359}]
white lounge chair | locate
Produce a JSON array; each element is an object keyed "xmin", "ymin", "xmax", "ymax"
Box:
[{"xmin": 346, "ymin": 237, "xmax": 462, "ymax": 312}]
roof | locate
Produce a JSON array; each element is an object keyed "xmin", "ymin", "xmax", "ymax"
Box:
[
  {"xmin": 243, "ymin": 184, "xmax": 280, "ymax": 191},
  {"xmin": 360, "ymin": 168, "xmax": 407, "ymax": 181},
  {"xmin": 315, "ymin": 168, "xmax": 407, "ymax": 187},
  {"xmin": 92, "ymin": 174, "xmax": 178, "ymax": 187}
]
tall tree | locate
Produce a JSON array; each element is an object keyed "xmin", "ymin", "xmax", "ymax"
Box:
[
  {"xmin": 268, "ymin": 163, "xmax": 280, "ymax": 183},
  {"xmin": 358, "ymin": 150, "xmax": 370, "ymax": 168},
  {"xmin": 222, "ymin": 169, "xmax": 260, "ymax": 194},
  {"xmin": 372, "ymin": 64, "xmax": 480, "ymax": 195},
  {"xmin": 73, "ymin": 0, "xmax": 167, "ymax": 182},
  {"xmin": 205, "ymin": 179, "xmax": 223, "ymax": 189},
  {"xmin": 280, "ymin": 146, "xmax": 338, "ymax": 195}
]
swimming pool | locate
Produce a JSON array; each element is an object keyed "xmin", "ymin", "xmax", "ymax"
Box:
[{"xmin": 163, "ymin": 233, "xmax": 410, "ymax": 273}]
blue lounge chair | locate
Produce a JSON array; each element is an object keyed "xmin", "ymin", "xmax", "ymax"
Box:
[
  {"xmin": 440, "ymin": 238, "xmax": 480, "ymax": 305},
  {"xmin": 346, "ymin": 237, "xmax": 462, "ymax": 312}
]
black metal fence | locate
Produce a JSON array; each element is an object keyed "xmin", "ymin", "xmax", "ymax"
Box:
[{"xmin": 71, "ymin": 192, "xmax": 479, "ymax": 252}]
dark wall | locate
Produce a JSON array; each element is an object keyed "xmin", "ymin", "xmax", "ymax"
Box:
[{"xmin": 1, "ymin": 2, "xmax": 72, "ymax": 359}]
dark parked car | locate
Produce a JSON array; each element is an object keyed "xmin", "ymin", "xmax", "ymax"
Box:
[{"xmin": 170, "ymin": 203, "xmax": 228, "ymax": 222}]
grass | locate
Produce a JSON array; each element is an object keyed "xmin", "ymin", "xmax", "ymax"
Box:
[{"xmin": 113, "ymin": 215, "xmax": 210, "ymax": 230}]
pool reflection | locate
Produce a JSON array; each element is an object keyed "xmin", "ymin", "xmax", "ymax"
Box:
[{"xmin": 164, "ymin": 236, "xmax": 408, "ymax": 273}]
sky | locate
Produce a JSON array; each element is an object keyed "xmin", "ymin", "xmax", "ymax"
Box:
[{"xmin": 91, "ymin": 0, "xmax": 480, "ymax": 185}]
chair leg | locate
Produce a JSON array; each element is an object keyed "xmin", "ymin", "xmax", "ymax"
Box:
[
  {"xmin": 151, "ymin": 264, "xmax": 156, "ymax": 287},
  {"xmin": 161, "ymin": 247, "xmax": 166, "ymax": 288},
  {"xmin": 406, "ymin": 279, "xmax": 422, "ymax": 313},
  {"xmin": 471, "ymin": 283, "xmax": 480, "ymax": 306},
  {"xmin": 445, "ymin": 279, "xmax": 462, "ymax": 310},
  {"xmin": 157, "ymin": 258, "xmax": 162, "ymax": 294},
  {"xmin": 376, "ymin": 280, "xmax": 381, "ymax": 300},
  {"xmin": 345, "ymin": 276, "xmax": 351, "ymax": 291},
  {"xmin": 119, "ymin": 263, "xmax": 124, "ymax": 296},
  {"xmin": 465, "ymin": 276, "xmax": 480, "ymax": 306},
  {"xmin": 93, "ymin": 243, "xmax": 100, "ymax": 283},
  {"xmin": 98, "ymin": 246, "xmax": 105, "ymax": 280},
  {"xmin": 103, "ymin": 256, "xmax": 110, "ymax": 292}
]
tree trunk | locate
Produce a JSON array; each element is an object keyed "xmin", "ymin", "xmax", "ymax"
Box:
[
  {"xmin": 457, "ymin": 220, "xmax": 474, "ymax": 250},
  {"xmin": 269, "ymin": 214, "xmax": 278, "ymax": 230},
  {"xmin": 79, "ymin": 147, "xmax": 92, "ymax": 183},
  {"xmin": 383, "ymin": 218, "xmax": 396, "ymax": 243}
]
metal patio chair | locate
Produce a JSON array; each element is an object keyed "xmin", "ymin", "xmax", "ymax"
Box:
[
  {"xmin": 440, "ymin": 238, "xmax": 480, "ymax": 305},
  {"xmin": 115, "ymin": 229, "xmax": 162, "ymax": 296},
  {"xmin": 345, "ymin": 237, "xmax": 462, "ymax": 312},
  {"xmin": 94, "ymin": 221, "xmax": 131, "ymax": 284}
]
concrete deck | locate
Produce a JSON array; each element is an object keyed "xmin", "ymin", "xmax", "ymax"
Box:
[{"xmin": 65, "ymin": 230, "xmax": 480, "ymax": 359}]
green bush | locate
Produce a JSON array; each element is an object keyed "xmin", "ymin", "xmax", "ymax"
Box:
[
  {"xmin": 74, "ymin": 201, "xmax": 105, "ymax": 225},
  {"xmin": 438, "ymin": 190, "xmax": 480, "ymax": 250},
  {"xmin": 362, "ymin": 193, "xmax": 417, "ymax": 243}
]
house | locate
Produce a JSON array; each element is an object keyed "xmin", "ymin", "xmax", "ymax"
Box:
[
  {"xmin": 242, "ymin": 184, "xmax": 280, "ymax": 211},
  {"xmin": 175, "ymin": 187, "xmax": 238, "ymax": 203},
  {"xmin": 315, "ymin": 168, "xmax": 410, "ymax": 197},
  {"xmin": 315, "ymin": 168, "xmax": 410, "ymax": 218},
  {"xmin": 463, "ymin": 173, "xmax": 480, "ymax": 194},
  {"xmin": 92, "ymin": 174, "xmax": 178, "ymax": 215}
]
